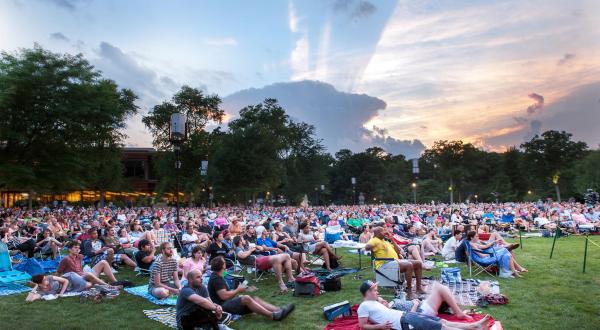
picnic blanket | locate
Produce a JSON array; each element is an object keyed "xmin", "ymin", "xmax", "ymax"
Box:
[
  {"xmin": 125, "ymin": 284, "xmax": 177, "ymax": 305},
  {"xmin": 323, "ymin": 304, "xmax": 502, "ymax": 330},
  {"xmin": 143, "ymin": 307, "xmax": 237, "ymax": 330},
  {"xmin": 0, "ymin": 282, "xmax": 31, "ymax": 296}
]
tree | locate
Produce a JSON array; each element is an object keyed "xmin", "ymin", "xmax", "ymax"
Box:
[
  {"xmin": 142, "ymin": 86, "xmax": 224, "ymax": 204},
  {"xmin": 574, "ymin": 150, "xmax": 600, "ymax": 194},
  {"xmin": 0, "ymin": 46, "xmax": 138, "ymax": 207},
  {"xmin": 521, "ymin": 130, "xmax": 588, "ymax": 201}
]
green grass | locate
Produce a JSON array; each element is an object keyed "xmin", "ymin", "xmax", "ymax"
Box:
[{"xmin": 1, "ymin": 236, "xmax": 599, "ymax": 329}]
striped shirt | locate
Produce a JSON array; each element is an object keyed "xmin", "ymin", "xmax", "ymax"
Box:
[{"xmin": 148, "ymin": 256, "xmax": 178, "ymax": 289}]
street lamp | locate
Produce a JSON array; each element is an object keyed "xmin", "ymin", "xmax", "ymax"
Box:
[
  {"xmin": 474, "ymin": 194, "xmax": 478, "ymax": 203},
  {"xmin": 169, "ymin": 112, "xmax": 187, "ymax": 224},
  {"xmin": 351, "ymin": 177, "xmax": 357, "ymax": 205},
  {"xmin": 411, "ymin": 182, "xmax": 417, "ymax": 204}
]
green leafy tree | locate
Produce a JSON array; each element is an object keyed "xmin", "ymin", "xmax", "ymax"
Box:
[
  {"xmin": 521, "ymin": 130, "xmax": 588, "ymax": 200},
  {"xmin": 0, "ymin": 46, "xmax": 138, "ymax": 207},
  {"xmin": 142, "ymin": 86, "xmax": 224, "ymax": 204}
]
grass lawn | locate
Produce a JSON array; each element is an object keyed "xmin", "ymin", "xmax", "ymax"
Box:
[{"xmin": 1, "ymin": 236, "xmax": 599, "ymax": 329}]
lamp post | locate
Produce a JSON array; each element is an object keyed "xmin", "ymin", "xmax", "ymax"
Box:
[
  {"xmin": 320, "ymin": 184, "xmax": 325, "ymax": 206},
  {"xmin": 411, "ymin": 182, "xmax": 417, "ymax": 204},
  {"xmin": 474, "ymin": 194, "xmax": 478, "ymax": 204},
  {"xmin": 170, "ymin": 113, "xmax": 187, "ymax": 224},
  {"xmin": 351, "ymin": 177, "xmax": 357, "ymax": 205},
  {"xmin": 314, "ymin": 187, "xmax": 318, "ymax": 206},
  {"xmin": 552, "ymin": 173, "xmax": 561, "ymax": 203}
]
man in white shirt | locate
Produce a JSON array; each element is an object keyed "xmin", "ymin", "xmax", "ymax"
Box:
[
  {"xmin": 441, "ymin": 231, "xmax": 461, "ymax": 260},
  {"xmin": 357, "ymin": 280, "xmax": 490, "ymax": 330}
]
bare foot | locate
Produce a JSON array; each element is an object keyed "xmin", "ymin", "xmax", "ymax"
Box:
[
  {"xmin": 519, "ymin": 268, "xmax": 528, "ymax": 273},
  {"xmin": 455, "ymin": 312, "xmax": 474, "ymax": 321},
  {"xmin": 475, "ymin": 315, "xmax": 490, "ymax": 330}
]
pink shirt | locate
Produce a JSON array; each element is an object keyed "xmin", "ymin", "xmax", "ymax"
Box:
[{"xmin": 181, "ymin": 257, "xmax": 205, "ymax": 277}]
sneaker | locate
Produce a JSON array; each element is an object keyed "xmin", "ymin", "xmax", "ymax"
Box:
[{"xmin": 272, "ymin": 309, "xmax": 285, "ymax": 321}]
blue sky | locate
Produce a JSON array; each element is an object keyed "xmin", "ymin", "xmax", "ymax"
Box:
[{"xmin": 1, "ymin": 0, "xmax": 599, "ymax": 156}]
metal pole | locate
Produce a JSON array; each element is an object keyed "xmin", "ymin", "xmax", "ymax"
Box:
[
  {"xmin": 519, "ymin": 228, "xmax": 523, "ymax": 250},
  {"xmin": 413, "ymin": 187, "xmax": 417, "ymax": 204},
  {"xmin": 175, "ymin": 145, "xmax": 180, "ymax": 225},
  {"xmin": 550, "ymin": 227, "xmax": 560, "ymax": 259},
  {"xmin": 583, "ymin": 235, "xmax": 588, "ymax": 273},
  {"xmin": 352, "ymin": 184, "xmax": 356, "ymax": 205}
]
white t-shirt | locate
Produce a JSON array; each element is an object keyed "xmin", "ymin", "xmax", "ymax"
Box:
[
  {"xmin": 357, "ymin": 300, "xmax": 403, "ymax": 330},
  {"xmin": 182, "ymin": 233, "xmax": 198, "ymax": 243},
  {"xmin": 441, "ymin": 236, "xmax": 459, "ymax": 259}
]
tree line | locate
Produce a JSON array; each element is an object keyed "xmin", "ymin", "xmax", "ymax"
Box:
[{"xmin": 1, "ymin": 47, "xmax": 599, "ymax": 206}]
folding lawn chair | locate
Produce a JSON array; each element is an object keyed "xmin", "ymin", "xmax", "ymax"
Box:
[
  {"xmin": 463, "ymin": 240, "xmax": 499, "ymax": 277},
  {"xmin": 0, "ymin": 242, "xmax": 32, "ymax": 284},
  {"xmin": 371, "ymin": 255, "xmax": 406, "ymax": 296}
]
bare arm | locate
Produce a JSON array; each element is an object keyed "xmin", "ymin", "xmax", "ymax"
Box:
[
  {"xmin": 216, "ymin": 286, "xmax": 245, "ymax": 301},
  {"xmin": 358, "ymin": 317, "xmax": 391, "ymax": 330}
]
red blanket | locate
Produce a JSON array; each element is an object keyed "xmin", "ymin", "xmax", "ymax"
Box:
[{"xmin": 324, "ymin": 305, "xmax": 501, "ymax": 330}]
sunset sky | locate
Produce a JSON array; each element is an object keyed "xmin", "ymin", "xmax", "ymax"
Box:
[{"xmin": 2, "ymin": 0, "xmax": 599, "ymax": 157}]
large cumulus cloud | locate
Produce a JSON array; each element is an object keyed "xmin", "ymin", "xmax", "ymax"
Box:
[{"xmin": 222, "ymin": 80, "xmax": 425, "ymax": 158}]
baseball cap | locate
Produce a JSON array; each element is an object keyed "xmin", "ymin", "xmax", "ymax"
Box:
[{"xmin": 359, "ymin": 280, "xmax": 378, "ymax": 295}]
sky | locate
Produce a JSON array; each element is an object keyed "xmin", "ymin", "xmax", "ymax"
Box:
[{"xmin": 1, "ymin": 0, "xmax": 599, "ymax": 158}]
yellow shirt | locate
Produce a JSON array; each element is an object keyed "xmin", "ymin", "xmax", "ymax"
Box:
[{"xmin": 368, "ymin": 236, "xmax": 398, "ymax": 268}]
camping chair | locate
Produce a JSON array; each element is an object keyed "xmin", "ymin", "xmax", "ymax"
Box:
[
  {"xmin": 0, "ymin": 242, "xmax": 32, "ymax": 284},
  {"xmin": 233, "ymin": 253, "xmax": 264, "ymax": 281},
  {"xmin": 463, "ymin": 240, "xmax": 499, "ymax": 277},
  {"xmin": 371, "ymin": 255, "xmax": 406, "ymax": 296}
]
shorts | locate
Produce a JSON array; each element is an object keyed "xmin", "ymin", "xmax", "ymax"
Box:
[
  {"xmin": 148, "ymin": 281, "xmax": 177, "ymax": 296},
  {"xmin": 62, "ymin": 272, "xmax": 88, "ymax": 292},
  {"xmin": 306, "ymin": 243, "xmax": 317, "ymax": 253},
  {"xmin": 222, "ymin": 296, "xmax": 252, "ymax": 315},
  {"xmin": 400, "ymin": 311, "xmax": 442, "ymax": 330},
  {"xmin": 92, "ymin": 251, "xmax": 123, "ymax": 266},
  {"xmin": 416, "ymin": 301, "xmax": 436, "ymax": 317},
  {"xmin": 256, "ymin": 256, "xmax": 272, "ymax": 271}
]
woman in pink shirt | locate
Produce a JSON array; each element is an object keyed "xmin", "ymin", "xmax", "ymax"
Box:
[{"xmin": 181, "ymin": 245, "xmax": 205, "ymax": 278}]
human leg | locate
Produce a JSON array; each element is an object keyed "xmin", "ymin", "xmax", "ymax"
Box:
[
  {"xmin": 83, "ymin": 272, "xmax": 108, "ymax": 285},
  {"xmin": 409, "ymin": 259, "xmax": 426, "ymax": 294},
  {"xmin": 92, "ymin": 260, "xmax": 118, "ymax": 282},
  {"xmin": 424, "ymin": 282, "xmax": 471, "ymax": 320},
  {"xmin": 151, "ymin": 287, "xmax": 170, "ymax": 299},
  {"xmin": 239, "ymin": 295, "xmax": 276, "ymax": 318}
]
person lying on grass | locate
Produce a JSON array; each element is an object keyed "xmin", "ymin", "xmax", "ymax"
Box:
[
  {"xmin": 149, "ymin": 241, "xmax": 181, "ymax": 299},
  {"xmin": 365, "ymin": 226, "xmax": 427, "ymax": 299},
  {"xmin": 207, "ymin": 256, "xmax": 294, "ymax": 321},
  {"xmin": 390, "ymin": 282, "xmax": 474, "ymax": 321},
  {"xmin": 357, "ymin": 280, "xmax": 490, "ymax": 330},
  {"xmin": 26, "ymin": 273, "xmax": 91, "ymax": 302},
  {"xmin": 56, "ymin": 240, "xmax": 120, "ymax": 286},
  {"xmin": 176, "ymin": 269, "xmax": 223, "ymax": 330}
]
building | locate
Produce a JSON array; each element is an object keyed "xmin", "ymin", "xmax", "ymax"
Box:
[{"xmin": 1, "ymin": 147, "xmax": 162, "ymax": 207}]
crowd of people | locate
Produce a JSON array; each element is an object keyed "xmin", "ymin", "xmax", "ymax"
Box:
[{"xmin": 1, "ymin": 200, "xmax": 598, "ymax": 329}]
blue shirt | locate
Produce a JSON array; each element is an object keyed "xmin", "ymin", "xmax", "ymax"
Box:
[{"xmin": 256, "ymin": 237, "xmax": 278, "ymax": 255}]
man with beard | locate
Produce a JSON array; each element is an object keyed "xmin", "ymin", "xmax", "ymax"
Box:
[{"xmin": 149, "ymin": 242, "xmax": 181, "ymax": 299}]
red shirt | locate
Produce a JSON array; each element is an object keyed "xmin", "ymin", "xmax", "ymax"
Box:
[{"xmin": 56, "ymin": 254, "xmax": 84, "ymax": 276}]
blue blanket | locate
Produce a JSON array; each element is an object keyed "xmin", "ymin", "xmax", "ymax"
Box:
[
  {"xmin": 0, "ymin": 282, "xmax": 31, "ymax": 296},
  {"xmin": 124, "ymin": 284, "xmax": 177, "ymax": 305}
]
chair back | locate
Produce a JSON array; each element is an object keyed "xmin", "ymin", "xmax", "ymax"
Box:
[{"xmin": 0, "ymin": 242, "xmax": 13, "ymax": 272}]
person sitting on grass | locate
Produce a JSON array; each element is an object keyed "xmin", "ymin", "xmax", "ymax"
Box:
[
  {"xmin": 181, "ymin": 245, "xmax": 206, "ymax": 279},
  {"xmin": 233, "ymin": 236, "xmax": 296, "ymax": 293},
  {"xmin": 207, "ymin": 256, "xmax": 294, "ymax": 321},
  {"xmin": 176, "ymin": 269, "xmax": 223, "ymax": 330},
  {"xmin": 357, "ymin": 280, "xmax": 490, "ymax": 330},
  {"xmin": 257, "ymin": 227, "xmax": 303, "ymax": 272},
  {"xmin": 26, "ymin": 273, "xmax": 90, "ymax": 302},
  {"xmin": 82, "ymin": 228, "xmax": 136, "ymax": 270},
  {"xmin": 365, "ymin": 226, "xmax": 426, "ymax": 298},
  {"xmin": 56, "ymin": 240, "xmax": 119, "ymax": 285},
  {"xmin": 36, "ymin": 228, "xmax": 63, "ymax": 259},
  {"xmin": 421, "ymin": 228, "xmax": 442, "ymax": 257},
  {"xmin": 135, "ymin": 239, "xmax": 156, "ymax": 272},
  {"xmin": 149, "ymin": 242, "xmax": 181, "ymax": 299},
  {"xmin": 441, "ymin": 231, "xmax": 462, "ymax": 260}
]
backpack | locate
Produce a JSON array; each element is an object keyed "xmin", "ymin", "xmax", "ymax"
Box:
[
  {"xmin": 322, "ymin": 274, "xmax": 342, "ymax": 292},
  {"xmin": 322, "ymin": 255, "xmax": 340, "ymax": 269},
  {"xmin": 294, "ymin": 272, "xmax": 320, "ymax": 297}
]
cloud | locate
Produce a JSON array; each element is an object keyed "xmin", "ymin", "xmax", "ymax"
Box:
[
  {"xmin": 557, "ymin": 53, "xmax": 576, "ymax": 66},
  {"xmin": 523, "ymin": 120, "xmax": 542, "ymax": 141},
  {"xmin": 222, "ymin": 80, "xmax": 425, "ymax": 158},
  {"xmin": 50, "ymin": 32, "xmax": 70, "ymax": 42},
  {"xmin": 526, "ymin": 92, "xmax": 544, "ymax": 115},
  {"xmin": 46, "ymin": 0, "xmax": 83, "ymax": 10},
  {"xmin": 333, "ymin": 0, "xmax": 377, "ymax": 19},
  {"xmin": 203, "ymin": 37, "xmax": 237, "ymax": 46},
  {"xmin": 290, "ymin": 33, "xmax": 310, "ymax": 80},
  {"xmin": 288, "ymin": 1, "xmax": 299, "ymax": 33}
]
